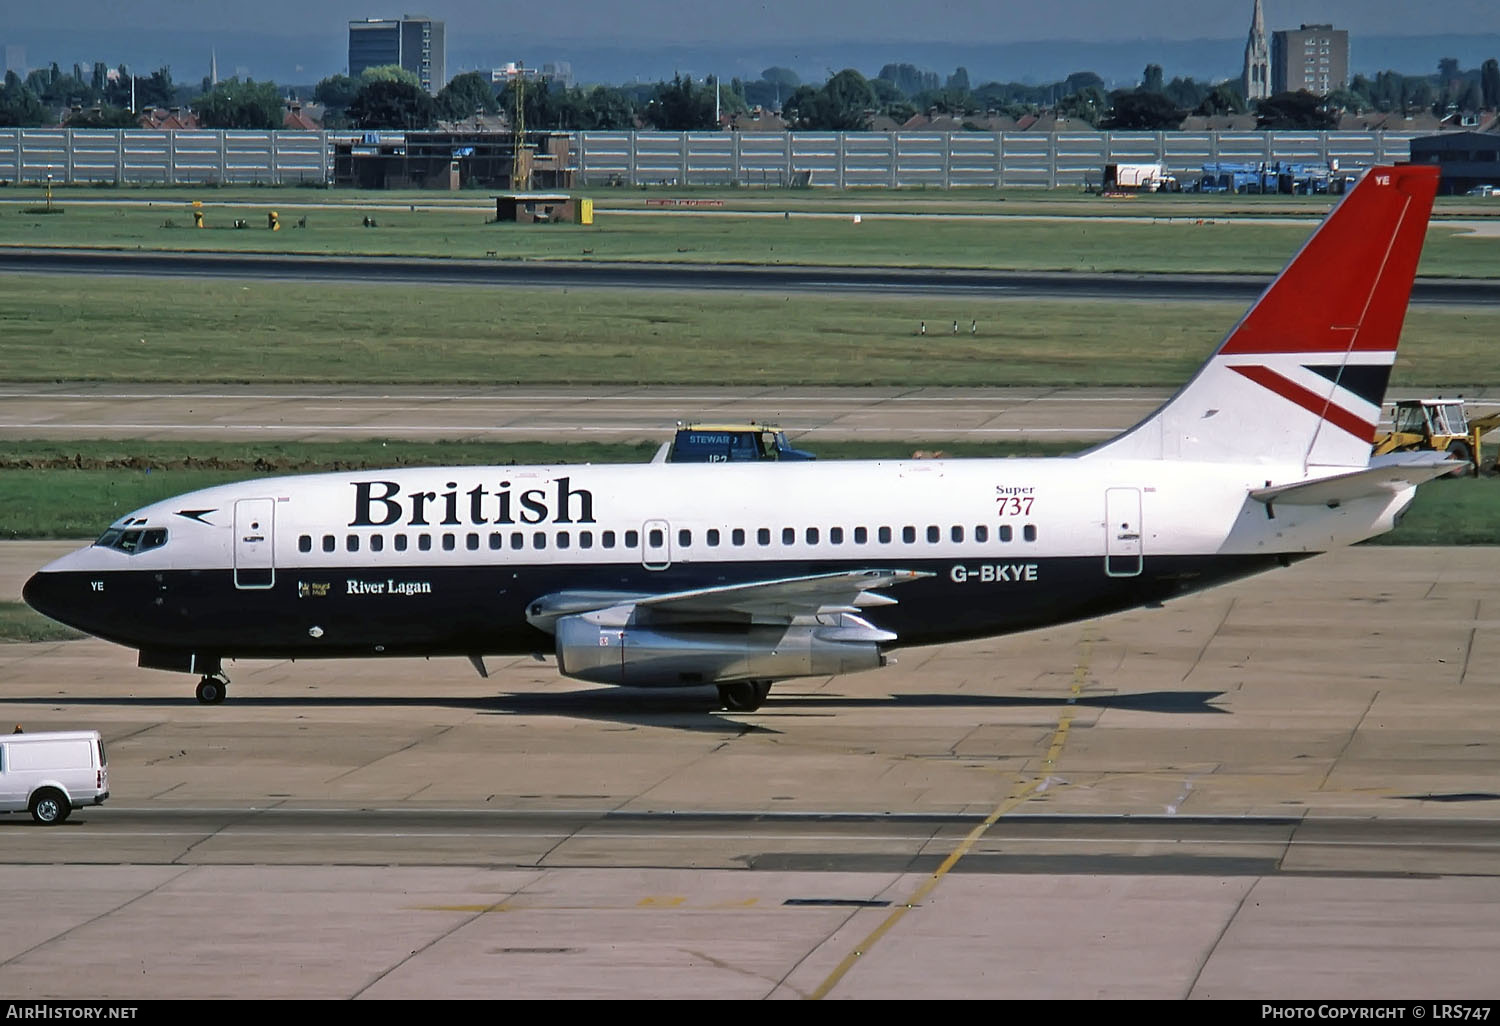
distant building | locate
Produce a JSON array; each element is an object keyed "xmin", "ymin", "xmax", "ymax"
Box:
[
  {"xmin": 3, "ymin": 44, "xmax": 26, "ymax": 77},
  {"xmin": 1271, "ymin": 24, "xmax": 1349, "ymax": 96},
  {"xmin": 137, "ymin": 107, "xmax": 201, "ymax": 131},
  {"xmin": 348, "ymin": 15, "xmax": 446, "ymax": 95},
  {"xmin": 1242, "ymin": 0, "xmax": 1270, "ymax": 102},
  {"xmin": 1409, "ymin": 131, "xmax": 1500, "ymax": 196}
]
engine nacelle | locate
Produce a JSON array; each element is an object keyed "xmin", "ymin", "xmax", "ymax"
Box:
[{"xmin": 554, "ymin": 610, "xmax": 888, "ymax": 687}]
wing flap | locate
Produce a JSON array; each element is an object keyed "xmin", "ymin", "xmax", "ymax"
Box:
[
  {"xmin": 637, "ymin": 569, "xmax": 930, "ymax": 617},
  {"xmin": 525, "ymin": 569, "xmax": 931, "ymax": 632}
]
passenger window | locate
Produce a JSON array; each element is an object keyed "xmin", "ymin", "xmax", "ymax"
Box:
[
  {"xmin": 511, "ymin": 532, "xmax": 524, "ymax": 550},
  {"xmin": 806, "ymin": 527, "xmax": 819, "ymax": 544},
  {"xmin": 489, "ymin": 532, "xmax": 503, "ymax": 550},
  {"xmin": 854, "ymin": 526, "xmax": 868, "ymax": 544},
  {"xmin": 299, "ymin": 535, "xmax": 312, "ymax": 553},
  {"xmin": 732, "ymin": 528, "xmax": 745, "ymax": 546},
  {"xmin": 975, "ymin": 525, "xmax": 988, "ymax": 542},
  {"xmin": 580, "ymin": 531, "xmax": 593, "ymax": 549},
  {"xmin": 649, "ymin": 528, "xmax": 664, "ymax": 547},
  {"xmin": 707, "ymin": 529, "xmax": 720, "ymax": 546},
  {"xmin": 602, "ymin": 530, "xmax": 616, "ymax": 549},
  {"xmin": 926, "ymin": 526, "xmax": 939, "ymax": 543},
  {"xmin": 757, "ymin": 528, "xmax": 771, "ymax": 546},
  {"xmin": 1024, "ymin": 524, "xmax": 1037, "ymax": 542},
  {"xmin": 442, "ymin": 534, "xmax": 455, "ymax": 551},
  {"xmin": 999, "ymin": 525, "xmax": 1013, "ymax": 542},
  {"xmin": 951, "ymin": 526, "xmax": 963, "ymax": 543},
  {"xmin": 419, "ymin": 534, "xmax": 432, "ymax": 551},
  {"xmin": 625, "ymin": 530, "xmax": 639, "ymax": 548},
  {"xmin": 346, "ymin": 534, "xmax": 359, "ymax": 552},
  {"xmin": 830, "ymin": 527, "xmax": 843, "ymax": 544},
  {"xmin": 533, "ymin": 532, "xmax": 547, "ymax": 549},
  {"xmin": 466, "ymin": 533, "xmax": 479, "ymax": 551},
  {"xmin": 782, "ymin": 527, "xmax": 795, "ymax": 545},
  {"xmin": 395, "ymin": 534, "xmax": 408, "ymax": 552},
  {"xmin": 902, "ymin": 526, "xmax": 916, "ymax": 544},
  {"xmin": 371, "ymin": 535, "xmax": 384, "ymax": 552},
  {"xmin": 878, "ymin": 526, "xmax": 892, "ymax": 544},
  {"xmin": 322, "ymin": 535, "xmax": 336, "ymax": 553},
  {"xmin": 678, "ymin": 529, "xmax": 691, "ymax": 547},
  {"xmin": 557, "ymin": 531, "xmax": 570, "ymax": 549}
]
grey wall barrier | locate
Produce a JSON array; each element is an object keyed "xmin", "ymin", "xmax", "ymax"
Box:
[{"xmin": 0, "ymin": 129, "xmax": 1416, "ymax": 189}]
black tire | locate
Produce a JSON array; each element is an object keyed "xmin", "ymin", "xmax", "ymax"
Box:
[
  {"xmin": 30, "ymin": 788, "xmax": 70, "ymax": 826},
  {"xmin": 717, "ymin": 681, "xmax": 771, "ymax": 712},
  {"xmin": 1445, "ymin": 440, "xmax": 1474, "ymax": 478},
  {"xmin": 195, "ymin": 676, "xmax": 227, "ymax": 704}
]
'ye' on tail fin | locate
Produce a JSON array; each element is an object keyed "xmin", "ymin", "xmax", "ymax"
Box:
[{"xmin": 1083, "ymin": 164, "xmax": 1440, "ymax": 469}]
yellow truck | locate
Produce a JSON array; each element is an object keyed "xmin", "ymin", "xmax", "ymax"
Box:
[{"xmin": 1371, "ymin": 399, "xmax": 1500, "ymax": 477}]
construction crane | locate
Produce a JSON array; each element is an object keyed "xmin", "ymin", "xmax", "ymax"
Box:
[{"xmin": 499, "ymin": 62, "xmax": 530, "ymax": 191}]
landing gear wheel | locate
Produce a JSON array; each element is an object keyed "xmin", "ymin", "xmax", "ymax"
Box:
[
  {"xmin": 195, "ymin": 674, "xmax": 229, "ymax": 705},
  {"xmin": 30, "ymin": 788, "xmax": 70, "ymax": 826},
  {"xmin": 717, "ymin": 680, "xmax": 772, "ymax": 712}
]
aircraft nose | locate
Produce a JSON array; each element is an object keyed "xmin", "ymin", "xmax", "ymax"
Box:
[{"xmin": 23, "ymin": 571, "xmax": 74, "ymax": 627}]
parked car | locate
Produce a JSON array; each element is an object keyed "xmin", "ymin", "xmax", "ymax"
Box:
[
  {"xmin": 0, "ymin": 729, "xmax": 109, "ymax": 825},
  {"xmin": 1465, "ymin": 184, "xmax": 1496, "ymax": 197}
]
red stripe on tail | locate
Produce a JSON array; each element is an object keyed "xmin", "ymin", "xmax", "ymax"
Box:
[{"xmin": 1229, "ymin": 364, "xmax": 1377, "ymax": 441}]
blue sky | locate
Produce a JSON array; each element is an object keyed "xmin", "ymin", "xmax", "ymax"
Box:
[
  {"xmin": 4, "ymin": 2, "xmax": 1497, "ymax": 86},
  {"xmin": 8, "ymin": 1, "xmax": 1498, "ymax": 44}
]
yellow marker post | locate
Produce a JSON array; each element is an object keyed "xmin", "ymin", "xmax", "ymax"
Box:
[
  {"xmin": 268, "ymin": 210, "xmax": 279, "ymax": 231},
  {"xmin": 192, "ymin": 200, "xmax": 203, "ymax": 228}
]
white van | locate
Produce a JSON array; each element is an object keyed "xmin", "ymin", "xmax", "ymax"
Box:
[{"xmin": 0, "ymin": 730, "xmax": 110, "ymax": 825}]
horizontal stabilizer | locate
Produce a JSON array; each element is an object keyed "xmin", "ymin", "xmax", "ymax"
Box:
[{"xmin": 1251, "ymin": 454, "xmax": 1459, "ymax": 506}]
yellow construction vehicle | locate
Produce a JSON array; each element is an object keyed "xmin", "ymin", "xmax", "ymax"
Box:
[{"xmin": 1371, "ymin": 398, "xmax": 1500, "ymax": 477}]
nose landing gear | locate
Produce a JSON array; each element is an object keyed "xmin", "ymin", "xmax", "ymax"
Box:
[{"xmin": 195, "ymin": 673, "xmax": 230, "ymax": 704}]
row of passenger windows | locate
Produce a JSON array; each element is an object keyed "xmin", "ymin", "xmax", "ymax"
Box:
[{"xmin": 297, "ymin": 523, "xmax": 1039, "ymax": 554}]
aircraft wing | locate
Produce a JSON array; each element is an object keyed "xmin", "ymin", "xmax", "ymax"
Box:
[
  {"xmin": 634, "ymin": 569, "xmax": 931, "ymax": 618},
  {"xmin": 1250, "ymin": 454, "xmax": 1459, "ymax": 507},
  {"xmin": 526, "ymin": 569, "xmax": 930, "ymax": 632}
]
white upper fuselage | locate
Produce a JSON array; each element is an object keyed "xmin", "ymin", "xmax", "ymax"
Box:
[{"xmin": 43, "ymin": 456, "xmax": 1411, "ymax": 579}]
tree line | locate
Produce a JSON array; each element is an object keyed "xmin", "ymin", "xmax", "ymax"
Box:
[{"xmin": 2, "ymin": 54, "xmax": 1498, "ymax": 132}]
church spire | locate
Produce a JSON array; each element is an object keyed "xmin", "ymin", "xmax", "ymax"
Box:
[{"xmin": 1242, "ymin": 0, "xmax": 1270, "ymax": 102}]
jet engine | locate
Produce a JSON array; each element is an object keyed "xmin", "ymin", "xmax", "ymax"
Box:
[{"xmin": 553, "ymin": 608, "xmax": 890, "ymax": 687}]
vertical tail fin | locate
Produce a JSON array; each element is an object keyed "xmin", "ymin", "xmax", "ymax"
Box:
[{"xmin": 1083, "ymin": 164, "xmax": 1440, "ymax": 468}]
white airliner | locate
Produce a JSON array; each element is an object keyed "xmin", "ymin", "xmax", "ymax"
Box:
[{"xmin": 25, "ymin": 164, "xmax": 1449, "ymax": 712}]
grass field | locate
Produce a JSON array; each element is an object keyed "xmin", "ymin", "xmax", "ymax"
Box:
[
  {"xmin": 2, "ymin": 187, "xmax": 1497, "ymax": 276},
  {"xmin": 2, "ymin": 275, "xmax": 1496, "ymax": 387}
]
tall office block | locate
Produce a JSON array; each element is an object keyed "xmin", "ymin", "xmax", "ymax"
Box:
[
  {"xmin": 349, "ymin": 15, "xmax": 446, "ymax": 95},
  {"xmin": 1271, "ymin": 24, "xmax": 1349, "ymax": 96}
]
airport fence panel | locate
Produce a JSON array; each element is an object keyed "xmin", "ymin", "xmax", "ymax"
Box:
[
  {"xmin": 0, "ymin": 129, "xmax": 333, "ymax": 185},
  {"xmin": 0, "ymin": 129, "xmax": 1417, "ymax": 190},
  {"xmin": 573, "ymin": 130, "xmax": 1415, "ymax": 189}
]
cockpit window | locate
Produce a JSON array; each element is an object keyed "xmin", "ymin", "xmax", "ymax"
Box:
[{"xmin": 94, "ymin": 527, "xmax": 168, "ymax": 554}]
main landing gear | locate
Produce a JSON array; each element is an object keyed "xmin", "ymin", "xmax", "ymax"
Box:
[
  {"xmin": 717, "ymin": 680, "xmax": 773, "ymax": 712},
  {"xmin": 195, "ymin": 672, "xmax": 229, "ymax": 705}
]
